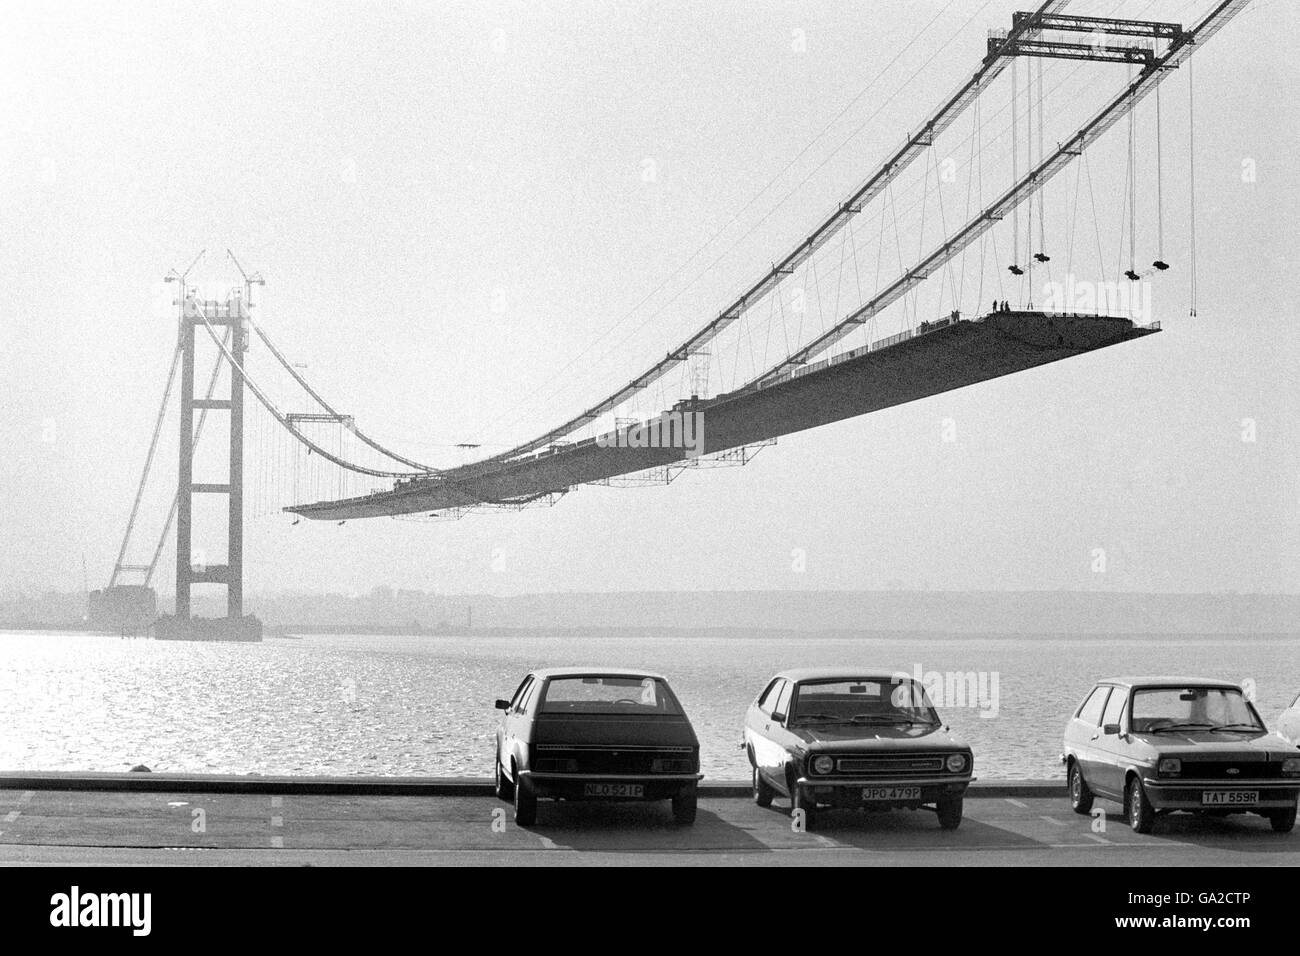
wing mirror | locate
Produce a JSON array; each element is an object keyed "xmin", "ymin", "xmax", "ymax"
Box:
[
  {"xmin": 770, "ymin": 712, "xmax": 786, "ymax": 724},
  {"xmin": 494, "ymin": 699, "xmax": 510, "ymax": 711},
  {"xmin": 1102, "ymin": 723, "xmax": 1121, "ymax": 735}
]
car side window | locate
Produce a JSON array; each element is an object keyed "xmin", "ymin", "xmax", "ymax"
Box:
[
  {"xmin": 1101, "ymin": 688, "xmax": 1129, "ymax": 730},
  {"xmin": 773, "ymin": 681, "xmax": 794, "ymax": 720},
  {"xmin": 510, "ymin": 676, "xmax": 534, "ymax": 714},
  {"xmin": 1076, "ymin": 686, "xmax": 1110, "ymax": 726},
  {"xmin": 757, "ymin": 680, "xmax": 783, "ymax": 713}
]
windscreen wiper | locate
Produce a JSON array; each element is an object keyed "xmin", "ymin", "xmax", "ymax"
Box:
[{"xmin": 1149, "ymin": 722, "xmax": 1214, "ymax": 733}]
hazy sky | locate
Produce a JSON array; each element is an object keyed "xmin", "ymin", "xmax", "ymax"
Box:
[{"xmin": 1, "ymin": 0, "xmax": 1295, "ymax": 598}]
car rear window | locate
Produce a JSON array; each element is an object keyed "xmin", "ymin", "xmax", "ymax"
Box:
[
  {"xmin": 538, "ymin": 676, "xmax": 682, "ymax": 715},
  {"xmin": 791, "ymin": 679, "xmax": 938, "ymax": 725}
]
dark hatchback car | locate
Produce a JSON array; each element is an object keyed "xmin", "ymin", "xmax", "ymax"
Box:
[
  {"xmin": 1062, "ymin": 677, "xmax": 1300, "ymax": 834},
  {"xmin": 493, "ymin": 668, "xmax": 703, "ymax": 826},
  {"xmin": 744, "ymin": 669, "xmax": 974, "ymax": 830}
]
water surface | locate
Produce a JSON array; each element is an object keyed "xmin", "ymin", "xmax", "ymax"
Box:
[{"xmin": 1, "ymin": 631, "xmax": 1295, "ymax": 780}]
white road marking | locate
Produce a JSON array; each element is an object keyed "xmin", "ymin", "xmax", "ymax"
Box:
[
  {"xmin": 1048, "ymin": 840, "xmax": 1185, "ymax": 849},
  {"xmin": 1039, "ymin": 815, "xmax": 1068, "ymax": 827},
  {"xmin": 813, "ymin": 834, "xmax": 841, "ymax": 849},
  {"xmin": 1086, "ymin": 833, "xmax": 1112, "ymax": 844},
  {"xmin": 537, "ymin": 835, "xmax": 558, "ymax": 850},
  {"xmin": 1005, "ymin": 798, "xmax": 1030, "ymax": 809},
  {"xmin": 270, "ymin": 816, "xmax": 283, "ymax": 828},
  {"xmin": 270, "ymin": 836, "xmax": 284, "ymax": 849},
  {"xmin": 270, "ymin": 796, "xmax": 283, "ymax": 808},
  {"xmin": 3, "ymin": 812, "xmax": 19, "ymax": 823},
  {"xmin": 19, "ymin": 791, "xmax": 33, "ymax": 804}
]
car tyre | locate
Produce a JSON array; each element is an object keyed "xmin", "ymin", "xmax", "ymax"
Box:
[
  {"xmin": 1068, "ymin": 761, "xmax": 1094, "ymax": 815},
  {"xmin": 513, "ymin": 768, "xmax": 537, "ymax": 827},
  {"xmin": 1126, "ymin": 775, "xmax": 1155, "ymax": 834},
  {"xmin": 1269, "ymin": 806, "xmax": 1296, "ymax": 834},
  {"xmin": 752, "ymin": 764, "xmax": 775, "ymax": 808},
  {"xmin": 672, "ymin": 783, "xmax": 698, "ymax": 825},
  {"xmin": 936, "ymin": 795, "xmax": 963, "ymax": 830},
  {"xmin": 494, "ymin": 759, "xmax": 514, "ymax": 801}
]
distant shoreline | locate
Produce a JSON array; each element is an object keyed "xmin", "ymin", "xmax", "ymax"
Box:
[{"xmin": 2, "ymin": 623, "xmax": 1295, "ymax": 641}]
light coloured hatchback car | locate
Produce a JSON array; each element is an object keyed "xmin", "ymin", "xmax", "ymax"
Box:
[{"xmin": 1062, "ymin": 677, "xmax": 1300, "ymax": 834}]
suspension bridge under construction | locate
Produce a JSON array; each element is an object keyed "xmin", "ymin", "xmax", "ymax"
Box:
[{"xmin": 100, "ymin": 1, "xmax": 1252, "ymax": 638}]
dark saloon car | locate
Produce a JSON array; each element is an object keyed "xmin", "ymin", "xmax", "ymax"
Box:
[
  {"xmin": 493, "ymin": 668, "xmax": 702, "ymax": 826},
  {"xmin": 1062, "ymin": 677, "xmax": 1300, "ymax": 834},
  {"xmin": 743, "ymin": 669, "xmax": 974, "ymax": 830}
]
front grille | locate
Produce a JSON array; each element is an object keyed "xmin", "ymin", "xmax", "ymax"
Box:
[
  {"xmin": 1178, "ymin": 761, "xmax": 1280, "ymax": 780},
  {"xmin": 834, "ymin": 755, "xmax": 946, "ymax": 775}
]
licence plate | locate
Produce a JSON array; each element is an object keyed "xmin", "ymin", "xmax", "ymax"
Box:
[
  {"xmin": 1202, "ymin": 790, "xmax": 1258, "ymax": 806},
  {"xmin": 583, "ymin": 783, "xmax": 644, "ymax": 798},
  {"xmin": 862, "ymin": 786, "xmax": 922, "ymax": 801}
]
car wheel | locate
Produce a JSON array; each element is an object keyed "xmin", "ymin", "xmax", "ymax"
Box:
[
  {"xmin": 672, "ymin": 783, "xmax": 698, "ymax": 825},
  {"xmin": 937, "ymin": 795, "xmax": 963, "ymax": 830},
  {"xmin": 790, "ymin": 775, "xmax": 817, "ymax": 831},
  {"xmin": 752, "ymin": 764, "xmax": 774, "ymax": 808},
  {"xmin": 513, "ymin": 767, "xmax": 537, "ymax": 827},
  {"xmin": 494, "ymin": 760, "xmax": 514, "ymax": 801},
  {"xmin": 1269, "ymin": 806, "xmax": 1296, "ymax": 834},
  {"xmin": 1068, "ymin": 761, "xmax": 1094, "ymax": 815},
  {"xmin": 1126, "ymin": 775, "xmax": 1155, "ymax": 834}
]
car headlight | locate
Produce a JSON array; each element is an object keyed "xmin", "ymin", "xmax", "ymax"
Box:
[
  {"xmin": 945, "ymin": 753, "xmax": 968, "ymax": 773},
  {"xmin": 1158, "ymin": 757, "xmax": 1182, "ymax": 776},
  {"xmin": 1282, "ymin": 757, "xmax": 1300, "ymax": 777},
  {"xmin": 811, "ymin": 755, "xmax": 835, "ymax": 775}
]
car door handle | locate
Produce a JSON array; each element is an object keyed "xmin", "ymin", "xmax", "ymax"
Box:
[{"xmin": 1089, "ymin": 734, "xmax": 1100, "ymax": 741}]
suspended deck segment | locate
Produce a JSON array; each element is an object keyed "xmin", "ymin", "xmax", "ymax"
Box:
[{"xmin": 287, "ymin": 311, "xmax": 1157, "ymax": 521}]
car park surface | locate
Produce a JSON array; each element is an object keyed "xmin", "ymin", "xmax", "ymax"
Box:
[{"xmin": 0, "ymin": 784, "xmax": 1295, "ymax": 866}]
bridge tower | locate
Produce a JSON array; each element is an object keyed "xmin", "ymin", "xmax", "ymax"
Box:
[{"xmin": 171, "ymin": 280, "xmax": 254, "ymax": 632}]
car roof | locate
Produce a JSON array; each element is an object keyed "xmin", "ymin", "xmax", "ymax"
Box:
[
  {"xmin": 1093, "ymin": 676, "xmax": 1243, "ymax": 690},
  {"xmin": 528, "ymin": 666, "xmax": 668, "ymax": 681},
  {"xmin": 772, "ymin": 668, "xmax": 910, "ymax": 684}
]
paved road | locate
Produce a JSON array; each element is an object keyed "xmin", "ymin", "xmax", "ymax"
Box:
[{"xmin": 1, "ymin": 788, "xmax": 1295, "ymax": 866}]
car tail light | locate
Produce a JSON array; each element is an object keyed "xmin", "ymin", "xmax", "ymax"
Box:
[
  {"xmin": 945, "ymin": 753, "xmax": 968, "ymax": 773},
  {"xmin": 1158, "ymin": 758, "xmax": 1182, "ymax": 776},
  {"xmin": 1282, "ymin": 758, "xmax": 1300, "ymax": 777}
]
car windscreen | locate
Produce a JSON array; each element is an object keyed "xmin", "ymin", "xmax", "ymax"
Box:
[
  {"xmin": 790, "ymin": 679, "xmax": 939, "ymax": 725},
  {"xmin": 538, "ymin": 676, "xmax": 682, "ymax": 715},
  {"xmin": 1130, "ymin": 687, "xmax": 1262, "ymax": 733}
]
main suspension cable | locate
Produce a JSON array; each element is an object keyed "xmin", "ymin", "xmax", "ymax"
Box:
[{"xmin": 190, "ymin": 305, "xmax": 427, "ymax": 479}]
